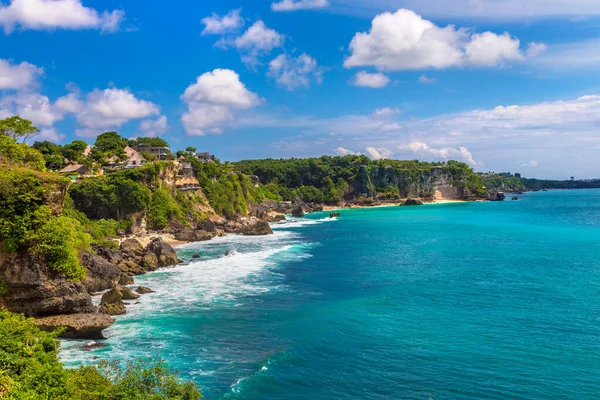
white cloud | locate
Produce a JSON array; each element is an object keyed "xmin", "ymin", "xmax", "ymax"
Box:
[
  {"xmin": 0, "ymin": 91, "xmax": 67, "ymax": 127},
  {"xmin": 235, "ymin": 20, "xmax": 284, "ymax": 65},
  {"xmin": 138, "ymin": 115, "xmax": 168, "ymax": 137},
  {"xmin": 527, "ymin": 39, "xmax": 600, "ymax": 71},
  {"xmin": 352, "ymin": 71, "xmax": 390, "ymax": 88},
  {"xmin": 0, "ymin": 0, "xmax": 124, "ymax": 34},
  {"xmin": 38, "ymin": 127, "xmax": 63, "ymax": 142},
  {"xmin": 372, "ymin": 107, "xmax": 400, "ymax": 118},
  {"xmin": 344, "ymin": 9, "xmax": 533, "ymax": 71},
  {"xmin": 334, "ymin": 146, "xmax": 360, "ymax": 156},
  {"xmin": 526, "ymin": 42, "xmax": 548, "ymax": 57},
  {"xmin": 0, "ymin": 58, "xmax": 43, "ymax": 90},
  {"xmin": 201, "ymin": 8, "xmax": 243, "ymax": 35},
  {"xmin": 464, "ymin": 32, "xmax": 524, "ymax": 67},
  {"xmin": 521, "ymin": 160, "xmax": 539, "ymax": 167},
  {"xmin": 268, "ymin": 53, "xmax": 323, "ymax": 90},
  {"xmin": 418, "ymin": 75, "xmax": 437, "ymax": 84},
  {"xmin": 271, "ymin": 0, "xmax": 329, "ymax": 12},
  {"xmin": 329, "ymin": 0, "xmax": 600, "ymax": 20},
  {"xmin": 398, "ymin": 141, "xmax": 478, "ymax": 165},
  {"xmin": 365, "ymin": 146, "xmax": 393, "ymax": 160},
  {"xmin": 181, "ymin": 69, "xmax": 261, "ymax": 135}
]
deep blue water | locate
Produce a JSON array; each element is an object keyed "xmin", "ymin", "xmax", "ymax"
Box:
[{"xmin": 62, "ymin": 189, "xmax": 600, "ymax": 399}]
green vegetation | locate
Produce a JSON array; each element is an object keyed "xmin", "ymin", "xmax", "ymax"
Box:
[
  {"xmin": 129, "ymin": 137, "xmax": 170, "ymax": 149},
  {"xmin": 0, "ymin": 116, "xmax": 39, "ymax": 143},
  {"xmin": 90, "ymin": 132, "xmax": 127, "ymax": 163},
  {"xmin": 0, "ymin": 310, "xmax": 202, "ymax": 399},
  {"xmin": 147, "ymin": 186, "xmax": 183, "ymax": 230},
  {"xmin": 0, "ymin": 135, "xmax": 46, "ymax": 171},
  {"xmin": 234, "ymin": 156, "xmax": 486, "ymax": 203}
]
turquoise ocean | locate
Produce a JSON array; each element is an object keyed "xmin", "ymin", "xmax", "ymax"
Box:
[{"xmin": 61, "ymin": 189, "xmax": 600, "ymax": 399}]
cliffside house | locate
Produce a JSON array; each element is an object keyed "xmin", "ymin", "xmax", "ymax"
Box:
[
  {"xmin": 135, "ymin": 145, "xmax": 170, "ymax": 160},
  {"xmin": 58, "ymin": 164, "xmax": 92, "ymax": 181},
  {"xmin": 176, "ymin": 176, "xmax": 201, "ymax": 191},
  {"xmin": 195, "ymin": 152, "xmax": 216, "ymax": 163},
  {"xmin": 124, "ymin": 146, "xmax": 146, "ymax": 168}
]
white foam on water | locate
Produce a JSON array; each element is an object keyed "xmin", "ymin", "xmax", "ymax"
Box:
[{"xmin": 271, "ymin": 216, "xmax": 338, "ymax": 229}]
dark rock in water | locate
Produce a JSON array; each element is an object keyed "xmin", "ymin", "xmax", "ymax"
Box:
[
  {"xmin": 329, "ymin": 213, "xmax": 341, "ymax": 218},
  {"xmin": 174, "ymin": 228, "xmax": 215, "ymax": 242},
  {"xmin": 117, "ymin": 285, "xmax": 140, "ymax": 300},
  {"xmin": 497, "ymin": 192, "xmax": 506, "ymax": 201},
  {"xmin": 84, "ymin": 341, "xmax": 108, "ymax": 351},
  {"xmin": 241, "ymin": 220, "xmax": 274, "ymax": 236},
  {"xmin": 80, "ymin": 253, "xmax": 121, "ymax": 293},
  {"xmin": 36, "ymin": 313, "xmax": 115, "ymax": 339},
  {"xmin": 292, "ymin": 205, "xmax": 305, "ymax": 217},
  {"xmin": 487, "ymin": 190, "xmax": 506, "ymax": 201},
  {"xmin": 98, "ymin": 289, "xmax": 125, "ymax": 315},
  {"xmin": 118, "ymin": 274, "xmax": 134, "ymax": 285},
  {"xmin": 141, "ymin": 253, "xmax": 159, "ymax": 271},
  {"xmin": 146, "ymin": 238, "xmax": 178, "ymax": 269},
  {"xmin": 119, "ymin": 238, "xmax": 144, "ymax": 256},
  {"xmin": 266, "ymin": 214, "xmax": 286, "ymax": 223},
  {"xmin": 403, "ymin": 198, "xmax": 424, "ymax": 206},
  {"xmin": 0, "ymin": 252, "xmax": 95, "ymax": 317},
  {"xmin": 512, "ymin": 196, "xmax": 519, "ymax": 201},
  {"xmin": 197, "ymin": 219, "xmax": 217, "ymax": 233},
  {"xmin": 136, "ymin": 286, "xmax": 155, "ymax": 294},
  {"xmin": 312, "ymin": 204, "xmax": 324, "ymax": 212},
  {"xmin": 191, "ymin": 254, "xmax": 201, "ymax": 259}
]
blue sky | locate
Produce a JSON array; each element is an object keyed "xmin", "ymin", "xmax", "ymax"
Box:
[{"xmin": 1, "ymin": 0, "xmax": 600, "ymax": 178}]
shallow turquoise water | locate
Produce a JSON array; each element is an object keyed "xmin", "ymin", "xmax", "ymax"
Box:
[{"xmin": 62, "ymin": 190, "xmax": 600, "ymax": 399}]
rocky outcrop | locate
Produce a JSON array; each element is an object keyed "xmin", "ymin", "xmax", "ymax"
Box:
[
  {"xmin": 117, "ymin": 285, "xmax": 140, "ymax": 300},
  {"xmin": 80, "ymin": 253, "xmax": 121, "ymax": 293},
  {"xmin": 36, "ymin": 313, "xmax": 115, "ymax": 339},
  {"xmin": 136, "ymin": 286, "xmax": 155, "ymax": 294},
  {"xmin": 146, "ymin": 238, "xmax": 179, "ymax": 268},
  {"xmin": 98, "ymin": 288, "xmax": 125, "ymax": 316},
  {"xmin": 241, "ymin": 220, "xmax": 273, "ymax": 235},
  {"xmin": 292, "ymin": 205, "xmax": 305, "ymax": 217},
  {"xmin": 329, "ymin": 213, "xmax": 341, "ymax": 218},
  {"xmin": 403, "ymin": 198, "xmax": 424, "ymax": 206},
  {"xmin": 0, "ymin": 251, "xmax": 95, "ymax": 317},
  {"xmin": 487, "ymin": 190, "xmax": 506, "ymax": 201},
  {"xmin": 120, "ymin": 238, "xmax": 144, "ymax": 255},
  {"xmin": 174, "ymin": 228, "xmax": 215, "ymax": 242}
]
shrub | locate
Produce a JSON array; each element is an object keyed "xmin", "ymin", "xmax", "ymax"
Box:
[{"xmin": 147, "ymin": 187, "xmax": 182, "ymax": 230}]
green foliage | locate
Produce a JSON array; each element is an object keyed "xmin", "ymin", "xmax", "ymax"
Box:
[
  {"xmin": 0, "ymin": 116, "xmax": 39, "ymax": 143},
  {"xmin": 91, "ymin": 132, "xmax": 127, "ymax": 163},
  {"xmin": 185, "ymin": 146, "xmax": 196, "ymax": 153},
  {"xmin": 0, "ymin": 310, "xmax": 202, "ymax": 399},
  {"xmin": 129, "ymin": 137, "xmax": 170, "ymax": 149},
  {"xmin": 0, "ymin": 135, "xmax": 46, "ymax": 171},
  {"xmin": 69, "ymin": 174, "xmax": 151, "ymax": 220},
  {"xmin": 0, "ymin": 280, "xmax": 8, "ymax": 296},
  {"xmin": 0, "ymin": 168, "xmax": 90, "ymax": 280},
  {"xmin": 147, "ymin": 187, "xmax": 182, "ymax": 230}
]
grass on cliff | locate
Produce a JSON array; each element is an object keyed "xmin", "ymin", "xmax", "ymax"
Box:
[{"xmin": 0, "ymin": 310, "xmax": 202, "ymax": 399}]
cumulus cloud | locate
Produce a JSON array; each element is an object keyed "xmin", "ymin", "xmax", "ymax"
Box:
[
  {"xmin": 0, "ymin": 91, "xmax": 64, "ymax": 126},
  {"xmin": 365, "ymin": 146, "xmax": 393, "ymax": 160},
  {"xmin": 234, "ymin": 20, "xmax": 284, "ymax": 65},
  {"xmin": 352, "ymin": 71, "xmax": 390, "ymax": 88},
  {"xmin": 0, "ymin": 0, "xmax": 124, "ymax": 34},
  {"xmin": 334, "ymin": 147, "xmax": 360, "ymax": 156},
  {"xmin": 271, "ymin": 0, "xmax": 329, "ymax": 12},
  {"xmin": 268, "ymin": 53, "xmax": 323, "ymax": 90},
  {"xmin": 181, "ymin": 69, "xmax": 261, "ymax": 135},
  {"xmin": 138, "ymin": 115, "xmax": 168, "ymax": 137},
  {"xmin": 372, "ymin": 107, "xmax": 400, "ymax": 118},
  {"xmin": 0, "ymin": 58, "xmax": 43, "ymax": 90},
  {"xmin": 344, "ymin": 9, "xmax": 533, "ymax": 71},
  {"xmin": 201, "ymin": 8, "xmax": 243, "ymax": 35},
  {"xmin": 398, "ymin": 141, "xmax": 478, "ymax": 166}
]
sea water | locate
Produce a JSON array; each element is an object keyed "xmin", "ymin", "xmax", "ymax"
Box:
[{"xmin": 61, "ymin": 189, "xmax": 600, "ymax": 399}]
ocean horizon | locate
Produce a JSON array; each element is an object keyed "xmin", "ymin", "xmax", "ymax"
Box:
[{"xmin": 61, "ymin": 189, "xmax": 600, "ymax": 399}]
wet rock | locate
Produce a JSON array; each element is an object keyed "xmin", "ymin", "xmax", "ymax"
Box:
[
  {"xmin": 98, "ymin": 289, "xmax": 125, "ymax": 316},
  {"xmin": 141, "ymin": 253, "xmax": 159, "ymax": 271},
  {"xmin": 191, "ymin": 254, "xmax": 201, "ymax": 259},
  {"xmin": 329, "ymin": 213, "xmax": 341, "ymax": 218},
  {"xmin": 80, "ymin": 253, "xmax": 121, "ymax": 293},
  {"xmin": 241, "ymin": 220, "xmax": 273, "ymax": 236},
  {"xmin": 36, "ymin": 313, "xmax": 115, "ymax": 339},
  {"xmin": 292, "ymin": 205, "xmax": 305, "ymax": 217},
  {"xmin": 118, "ymin": 274, "xmax": 134, "ymax": 285},
  {"xmin": 119, "ymin": 238, "xmax": 144, "ymax": 256},
  {"xmin": 266, "ymin": 214, "xmax": 286, "ymax": 223},
  {"xmin": 136, "ymin": 286, "xmax": 155, "ymax": 294},
  {"xmin": 146, "ymin": 238, "xmax": 178, "ymax": 269},
  {"xmin": 403, "ymin": 198, "xmax": 424, "ymax": 206},
  {"xmin": 84, "ymin": 341, "xmax": 108, "ymax": 351},
  {"xmin": 118, "ymin": 260, "xmax": 145, "ymax": 276},
  {"xmin": 116, "ymin": 285, "xmax": 140, "ymax": 300}
]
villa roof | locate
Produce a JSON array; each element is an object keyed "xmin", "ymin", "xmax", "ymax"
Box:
[
  {"xmin": 176, "ymin": 176, "xmax": 200, "ymax": 186},
  {"xmin": 58, "ymin": 164, "xmax": 89, "ymax": 174},
  {"xmin": 124, "ymin": 146, "xmax": 146, "ymax": 163}
]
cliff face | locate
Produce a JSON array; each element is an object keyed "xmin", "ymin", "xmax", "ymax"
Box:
[
  {"xmin": 349, "ymin": 167, "xmax": 466, "ymax": 200},
  {"xmin": 0, "ymin": 251, "xmax": 96, "ymax": 317}
]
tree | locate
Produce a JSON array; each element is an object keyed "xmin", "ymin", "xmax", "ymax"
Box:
[
  {"xmin": 91, "ymin": 132, "xmax": 127, "ymax": 163},
  {"xmin": 185, "ymin": 146, "xmax": 197, "ymax": 153},
  {"xmin": 130, "ymin": 137, "xmax": 169, "ymax": 148},
  {"xmin": 571, "ymin": 176, "xmax": 575, "ymax": 181},
  {"xmin": 63, "ymin": 140, "xmax": 88, "ymax": 162},
  {"xmin": 0, "ymin": 116, "xmax": 39, "ymax": 143}
]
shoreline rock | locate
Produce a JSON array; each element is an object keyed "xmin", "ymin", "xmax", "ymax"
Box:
[{"xmin": 36, "ymin": 313, "xmax": 115, "ymax": 339}]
